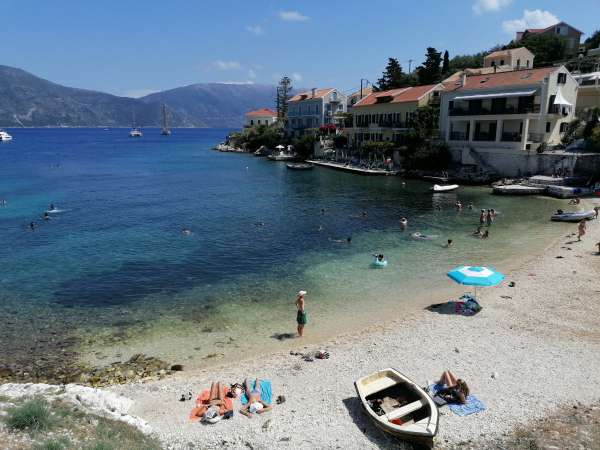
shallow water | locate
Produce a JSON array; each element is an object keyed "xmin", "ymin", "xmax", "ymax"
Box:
[{"xmin": 0, "ymin": 128, "xmax": 572, "ymax": 372}]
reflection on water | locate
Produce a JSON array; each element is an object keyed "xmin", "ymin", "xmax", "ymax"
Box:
[{"xmin": 0, "ymin": 128, "xmax": 571, "ymax": 372}]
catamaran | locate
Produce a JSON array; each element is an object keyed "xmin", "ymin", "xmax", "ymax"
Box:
[{"xmin": 160, "ymin": 104, "xmax": 171, "ymax": 136}]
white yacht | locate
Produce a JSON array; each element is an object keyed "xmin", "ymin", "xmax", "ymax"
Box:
[
  {"xmin": 0, "ymin": 130, "xmax": 13, "ymax": 141},
  {"xmin": 129, "ymin": 128, "xmax": 143, "ymax": 137}
]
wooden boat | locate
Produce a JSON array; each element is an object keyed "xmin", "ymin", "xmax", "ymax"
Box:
[
  {"xmin": 286, "ymin": 163, "xmax": 313, "ymax": 170},
  {"xmin": 430, "ymin": 184, "xmax": 459, "ymax": 193},
  {"xmin": 355, "ymin": 368, "xmax": 438, "ymax": 448},
  {"xmin": 551, "ymin": 210, "xmax": 595, "ymax": 222}
]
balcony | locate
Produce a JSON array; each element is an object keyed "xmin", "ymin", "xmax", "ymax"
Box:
[
  {"xmin": 354, "ymin": 121, "xmax": 409, "ymax": 129},
  {"xmin": 528, "ymin": 132, "xmax": 544, "ymax": 143},
  {"xmin": 501, "ymin": 132, "xmax": 522, "ymax": 142},
  {"xmin": 473, "ymin": 131, "xmax": 496, "ymax": 142},
  {"xmin": 449, "ymin": 104, "xmax": 541, "ymax": 116},
  {"xmin": 449, "ymin": 131, "xmax": 468, "ymax": 141}
]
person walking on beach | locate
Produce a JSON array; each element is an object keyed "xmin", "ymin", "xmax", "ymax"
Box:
[
  {"xmin": 594, "ymin": 206, "xmax": 599, "ymax": 219},
  {"xmin": 295, "ymin": 290, "xmax": 308, "ymax": 337},
  {"xmin": 578, "ymin": 219, "xmax": 587, "ymax": 241}
]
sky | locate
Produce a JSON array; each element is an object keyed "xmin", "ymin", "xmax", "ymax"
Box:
[{"xmin": 2, "ymin": 0, "xmax": 599, "ymax": 98}]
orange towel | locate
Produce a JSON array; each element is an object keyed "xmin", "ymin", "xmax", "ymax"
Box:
[{"xmin": 189, "ymin": 386, "xmax": 233, "ymax": 422}]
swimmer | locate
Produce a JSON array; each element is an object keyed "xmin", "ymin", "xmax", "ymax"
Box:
[
  {"xmin": 486, "ymin": 209, "xmax": 493, "ymax": 225},
  {"xmin": 455, "ymin": 201, "xmax": 462, "ymax": 211},
  {"xmin": 399, "ymin": 217, "xmax": 408, "ymax": 229},
  {"xmin": 318, "ymin": 225, "xmax": 323, "ymax": 232},
  {"xmin": 181, "ymin": 227, "xmax": 192, "ymax": 235},
  {"xmin": 329, "ymin": 237, "xmax": 352, "ymax": 244},
  {"xmin": 361, "ymin": 211, "xmax": 368, "ymax": 218},
  {"xmin": 490, "ymin": 208, "xmax": 497, "ymax": 219},
  {"xmin": 445, "ymin": 239, "xmax": 453, "ymax": 248},
  {"xmin": 255, "ymin": 222, "xmax": 265, "ymax": 227},
  {"xmin": 479, "ymin": 209, "xmax": 486, "ymax": 225},
  {"xmin": 49, "ymin": 203, "xmax": 55, "ymax": 211},
  {"xmin": 43, "ymin": 212, "xmax": 50, "ymax": 221},
  {"xmin": 481, "ymin": 230, "xmax": 489, "ymax": 239},
  {"xmin": 473, "ymin": 226, "xmax": 483, "ymax": 237},
  {"xmin": 29, "ymin": 221, "xmax": 36, "ymax": 231},
  {"xmin": 320, "ymin": 208, "xmax": 326, "ymax": 215},
  {"xmin": 467, "ymin": 203, "xmax": 474, "ymax": 210},
  {"xmin": 0, "ymin": 199, "xmax": 7, "ymax": 207}
]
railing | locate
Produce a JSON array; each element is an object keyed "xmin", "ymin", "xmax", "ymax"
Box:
[
  {"xmin": 473, "ymin": 132, "xmax": 496, "ymax": 141},
  {"xmin": 528, "ymin": 132, "xmax": 544, "ymax": 143},
  {"xmin": 501, "ymin": 132, "xmax": 522, "ymax": 142},
  {"xmin": 449, "ymin": 131, "xmax": 468, "ymax": 141},
  {"xmin": 449, "ymin": 105, "xmax": 541, "ymax": 116},
  {"xmin": 354, "ymin": 121, "xmax": 409, "ymax": 129}
]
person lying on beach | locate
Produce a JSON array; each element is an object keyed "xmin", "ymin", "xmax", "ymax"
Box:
[
  {"xmin": 437, "ymin": 370, "xmax": 470, "ymax": 404},
  {"xmin": 193, "ymin": 382, "xmax": 229, "ymax": 420},
  {"xmin": 240, "ymin": 378, "xmax": 272, "ymax": 418}
]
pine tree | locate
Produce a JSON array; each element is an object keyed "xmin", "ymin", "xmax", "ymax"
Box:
[
  {"xmin": 416, "ymin": 47, "xmax": 443, "ymax": 85},
  {"xmin": 375, "ymin": 58, "xmax": 412, "ymax": 91},
  {"xmin": 276, "ymin": 77, "xmax": 292, "ymax": 123},
  {"xmin": 442, "ymin": 50, "xmax": 450, "ymax": 75}
]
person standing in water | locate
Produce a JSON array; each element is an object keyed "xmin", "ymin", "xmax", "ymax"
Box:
[
  {"xmin": 295, "ymin": 290, "xmax": 308, "ymax": 337},
  {"xmin": 578, "ymin": 219, "xmax": 587, "ymax": 241},
  {"xmin": 479, "ymin": 209, "xmax": 486, "ymax": 225}
]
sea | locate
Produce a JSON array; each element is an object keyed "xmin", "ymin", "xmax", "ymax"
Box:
[{"xmin": 0, "ymin": 128, "xmax": 570, "ymax": 374}]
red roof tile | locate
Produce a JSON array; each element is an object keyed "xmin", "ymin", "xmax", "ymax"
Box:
[
  {"xmin": 245, "ymin": 108, "xmax": 277, "ymax": 117},
  {"xmin": 447, "ymin": 67, "xmax": 557, "ymax": 92},
  {"xmin": 353, "ymin": 84, "xmax": 440, "ymax": 107},
  {"xmin": 289, "ymin": 88, "xmax": 334, "ymax": 102}
]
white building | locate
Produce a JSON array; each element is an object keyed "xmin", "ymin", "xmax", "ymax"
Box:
[
  {"xmin": 483, "ymin": 47, "xmax": 534, "ymax": 71},
  {"xmin": 287, "ymin": 88, "xmax": 347, "ymax": 136},
  {"xmin": 573, "ymin": 72, "xmax": 600, "ymax": 114},
  {"xmin": 244, "ymin": 108, "xmax": 278, "ymax": 127},
  {"xmin": 440, "ymin": 66, "xmax": 578, "ymax": 158}
]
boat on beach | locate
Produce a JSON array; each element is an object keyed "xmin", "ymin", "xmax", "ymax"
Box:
[
  {"xmin": 0, "ymin": 130, "xmax": 13, "ymax": 141},
  {"xmin": 355, "ymin": 368, "xmax": 438, "ymax": 448},
  {"xmin": 551, "ymin": 210, "xmax": 596, "ymax": 222},
  {"xmin": 430, "ymin": 184, "xmax": 459, "ymax": 193},
  {"xmin": 286, "ymin": 163, "xmax": 313, "ymax": 170}
]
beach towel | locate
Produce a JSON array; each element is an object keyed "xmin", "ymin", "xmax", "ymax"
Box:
[
  {"xmin": 427, "ymin": 384, "xmax": 486, "ymax": 416},
  {"xmin": 189, "ymin": 386, "xmax": 233, "ymax": 422},
  {"xmin": 240, "ymin": 379, "xmax": 272, "ymax": 406}
]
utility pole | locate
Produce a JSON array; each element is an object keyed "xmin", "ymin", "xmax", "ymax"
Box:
[
  {"xmin": 408, "ymin": 59, "xmax": 414, "ymax": 74},
  {"xmin": 360, "ymin": 78, "xmax": 370, "ymax": 100}
]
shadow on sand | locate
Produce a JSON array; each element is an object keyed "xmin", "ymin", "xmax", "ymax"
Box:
[{"xmin": 342, "ymin": 396, "xmax": 424, "ymax": 450}]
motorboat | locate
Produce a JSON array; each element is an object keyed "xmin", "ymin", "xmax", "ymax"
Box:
[
  {"xmin": 550, "ymin": 210, "xmax": 596, "ymax": 222},
  {"xmin": 286, "ymin": 163, "xmax": 313, "ymax": 170},
  {"xmin": 355, "ymin": 368, "xmax": 438, "ymax": 448},
  {"xmin": 268, "ymin": 152, "xmax": 298, "ymax": 161},
  {"xmin": 0, "ymin": 130, "xmax": 13, "ymax": 141},
  {"xmin": 430, "ymin": 184, "xmax": 459, "ymax": 193},
  {"xmin": 129, "ymin": 128, "xmax": 143, "ymax": 137}
]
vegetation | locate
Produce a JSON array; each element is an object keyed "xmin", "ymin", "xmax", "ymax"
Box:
[
  {"xmin": 441, "ymin": 50, "xmax": 450, "ymax": 76},
  {"xmin": 6, "ymin": 398, "xmax": 55, "ymax": 432},
  {"xmin": 374, "ymin": 58, "xmax": 414, "ymax": 91},
  {"xmin": 584, "ymin": 29, "xmax": 600, "ymax": 51},
  {"xmin": 403, "ymin": 143, "xmax": 452, "ymax": 170},
  {"xmin": 228, "ymin": 124, "xmax": 284, "ymax": 151},
  {"xmin": 507, "ymin": 34, "xmax": 567, "ymax": 67},
  {"xmin": 560, "ymin": 108, "xmax": 600, "ymax": 151},
  {"xmin": 276, "ymin": 76, "xmax": 293, "ymax": 124},
  {"xmin": 415, "ymin": 47, "xmax": 443, "ymax": 84},
  {"xmin": 449, "ymin": 52, "xmax": 486, "ymax": 71},
  {"xmin": 333, "ymin": 134, "xmax": 348, "ymax": 149},
  {"xmin": 292, "ymin": 134, "xmax": 316, "ymax": 159}
]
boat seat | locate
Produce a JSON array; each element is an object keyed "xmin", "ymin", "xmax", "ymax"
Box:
[{"xmin": 386, "ymin": 399, "xmax": 425, "ymax": 421}]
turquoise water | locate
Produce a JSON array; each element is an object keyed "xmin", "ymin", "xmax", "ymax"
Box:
[{"xmin": 0, "ymin": 129, "xmax": 569, "ymax": 371}]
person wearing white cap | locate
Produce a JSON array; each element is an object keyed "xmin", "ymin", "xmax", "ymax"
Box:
[{"xmin": 295, "ymin": 290, "xmax": 308, "ymax": 337}]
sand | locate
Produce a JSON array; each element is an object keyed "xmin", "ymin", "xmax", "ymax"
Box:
[{"xmin": 100, "ymin": 205, "xmax": 600, "ymax": 449}]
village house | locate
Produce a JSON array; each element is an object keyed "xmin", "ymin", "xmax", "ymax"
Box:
[
  {"xmin": 287, "ymin": 88, "xmax": 347, "ymax": 137},
  {"xmin": 483, "ymin": 47, "xmax": 535, "ymax": 71},
  {"xmin": 573, "ymin": 72, "xmax": 600, "ymax": 114},
  {"xmin": 514, "ymin": 22, "xmax": 584, "ymax": 54},
  {"xmin": 349, "ymin": 84, "xmax": 443, "ymax": 147},
  {"xmin": 244, "ymin": 108, "xmax": 278, "ymax": 127}
]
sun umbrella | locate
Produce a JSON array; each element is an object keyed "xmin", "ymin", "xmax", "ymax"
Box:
[
  {"xmin": 275, "ymin": 145, "xmax": 285, "ymax": 149},
  {"xmin": 447, "ymin": 265, "xmax": 504, "ymax": 301}
]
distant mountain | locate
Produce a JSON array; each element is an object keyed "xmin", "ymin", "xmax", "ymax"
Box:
[
  {"xmin": 141, "ymin": 83, "xmax": 277, "ymax": 128},
  {"xmin": 0, "ymin": 65, "xmax": 277, "ymax": 128}
]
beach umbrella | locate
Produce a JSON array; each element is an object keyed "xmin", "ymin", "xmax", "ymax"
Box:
[
  {"xmin": 447, "ymin": 265, "xmax": 504, "ymax": 301},
  {"xmin": 275, "ymin": 145, "xmax": 285, "ymax": 149}
]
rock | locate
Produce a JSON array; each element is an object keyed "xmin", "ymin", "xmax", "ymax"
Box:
[
  {"xmin": 170, "ymin": 364, "xmax": 184, "ymax": 371},
  {"xmin": 491, "ymin": 372, "xmax": 498, "ymax": 379}
]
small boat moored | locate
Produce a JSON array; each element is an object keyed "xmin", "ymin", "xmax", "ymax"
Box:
[
  {"xmin": 355, "ymin": 368, "xmax": 438, "ymax": 448},
  {"xmin": 286, "ymin": 163, "xmax": 313, "ymax": 170},
  {"xmin": 551, "ymin": 210, "xmax": 596, "ymax": 222},
  {"xmin": 430, "ymin": 184, "xmax": 459, "ymax": 193}
]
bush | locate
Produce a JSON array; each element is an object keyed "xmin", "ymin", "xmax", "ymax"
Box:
[
  {"xmin": 34, "ymin": 438, "xmax": 71, "ymax": 450},
  {"xmin": 587, "ymin": 125, "xmax": 600, "ymax": 152},
  {"xmin": 5, "ymin": 398, "xmax": 54, "ymax": 432},
  {"xmin": 404, "ymin": 143, "xmax": 451, "ymax": 170},
  {"xmin": 561, "ymin": 119, "xmax": 583, "ymax": 146}
]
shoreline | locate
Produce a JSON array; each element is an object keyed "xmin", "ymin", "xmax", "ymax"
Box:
[{"xmin": 103, "ymin": 200, "xmax": 600, "ymax": 449}]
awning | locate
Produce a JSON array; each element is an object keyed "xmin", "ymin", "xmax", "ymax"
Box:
[
  {"xmin": 553, "ymin": 88, "xmax": 573, "ymax": 107},
  {"xmin": 453, "ymin": 90, "xmax": 537, "ymax": 101}
]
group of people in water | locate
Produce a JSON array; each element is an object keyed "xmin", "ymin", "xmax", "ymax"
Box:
[{"xmin": 28, "ymin": 203, "xmax": 58, "ymax": 230}]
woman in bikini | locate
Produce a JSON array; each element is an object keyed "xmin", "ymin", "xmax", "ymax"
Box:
[
  {"xmin": 437, "ymin": 370, "xmax": 470, "ymax": 404},
  {"xmin": 240, "ymin": 378, "xmax": 272, "ymax": 418},
  {"xmin": 192, "ymin": 381, "xmax": 229, "ymax": 420}
]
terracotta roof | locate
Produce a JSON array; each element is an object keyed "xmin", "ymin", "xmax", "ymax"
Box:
[
  {"xmin": 289, "ymin": 88, "xmax": 334, "ymax": 102},
  {"xmin": 446, "ymin": 67, "xmax": 557, "ymax": 92},
  {"xmin": 353, "ymin": 84, "xmax": 440, "ymax": 107},
  {"xmin": 245, "ymin": 108, "xmax": 277, "ymax": 117},
  {"xmin": 522, "ymin": 22, "xmax": 584, "ymax": 36}
]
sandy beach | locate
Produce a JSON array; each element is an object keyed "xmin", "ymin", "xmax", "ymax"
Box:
[{"xmin": 103, "ymin": 202, "xmax": 600, "ymax": 449}]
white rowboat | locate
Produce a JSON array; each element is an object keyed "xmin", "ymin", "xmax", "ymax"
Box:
[
  {"xmin": 551, "ymin": 210, "xmax": 595, "ymax": 222},
  {"xmin": 431, "ymin": 184, "xmax": 459, "ymax": 192}
]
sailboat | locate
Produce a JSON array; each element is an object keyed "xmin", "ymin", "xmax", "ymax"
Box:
[
  {"xmin": 160, "ymin": 104, "xmax": 171, "ymax": 136},
  {"xmin": 129, "ymin": 110, "xmax": 142, "ymax": 137}
]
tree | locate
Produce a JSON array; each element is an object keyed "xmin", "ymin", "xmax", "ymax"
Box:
[
  {"xmin": 375, "ymin": 58, "xmax": 412, "ymax": 91},
  {"xmin": 442, "ymin": 50, "xmax": 450, "ymax": 76},
  {"xmin": 292, "ymin": 135, "xmax": 316, "ymax": 159},
  {"xmin": 416, "ymin": 47, "xmax": 443, "ymax": 84},
  {"xmin": 508, "ymin": 34, "xmax": 567, "ymax": 67},
  {"xmin": 276, "ymin": 76, "xmax": 292, "ymax": 124},
  {"xmin": 585, "ymin": 30, "xmax": 600, "ymax": 51},
  {"xmin": 449, "ymin": 53, "xmax": 485, "ymax": 71}
]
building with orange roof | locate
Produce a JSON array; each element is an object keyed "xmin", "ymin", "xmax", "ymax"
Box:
[
  {"xmin": 440, "ymin": 65, "xmax": 577, "ymax": 160},
  {"xmin": 514, "ymin": 22, "xmax": 583, "ymax": 54},
  {"xmin": 347, "ymin": 84, "xmax": 443, "ymax": 146},
  {"xmin": 287, "ymin": 88, "xmax": 347, "ymax": 137},
  {"xmin": 244, "ymin": 108, "xmax": 278, "ymax": 127}
]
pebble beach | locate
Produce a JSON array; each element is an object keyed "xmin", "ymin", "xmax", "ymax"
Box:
[{"xmin": 105, "ymin": 203, "xmax": 600, "ymax": 449}]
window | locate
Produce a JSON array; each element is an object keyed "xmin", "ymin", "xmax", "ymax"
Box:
[
  {"xmin": 250, "ymin": 120, "xmax": 254, "ymax": 125},
  {"xmin": 548, "ymin": 95, "xmax": 556, "ymax": 113},
  {"xmin": 556, "ymin": 27, "xmax": 561, "ymax": 34},
  {"xmin": 546, "ymin": 122, "xmax": 551, "ymax": 133},
  {"xmin": 526, "ymin": 60, "xmax": 530, "ymax": 68},
  {"xmin": 500, "ymin": 59, "xmax": 505, "ymax": 65},
  {"xmin": 491, "ymin": 61, "xmax": 496, "ymax": 67},
  {"xmin": 557, "ymin": 73, "xmax": 567, "ymax": 84},
  {"xmin": 560, "ymin": 122, "xmax": 568, "ymax": 133},
  {"xmin": 517, "ymin": 59, "xmax": 521, "ymax": 67}
]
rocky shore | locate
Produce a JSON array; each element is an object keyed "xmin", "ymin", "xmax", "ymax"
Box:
[{"xmin": 102, "ymin": 205, "xmax": 600, "ymax": 449}]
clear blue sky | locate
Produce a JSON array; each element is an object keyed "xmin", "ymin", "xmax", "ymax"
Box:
[{"xmin": 2, "ymin": 0, "xmax": 599, "ymax": 97}]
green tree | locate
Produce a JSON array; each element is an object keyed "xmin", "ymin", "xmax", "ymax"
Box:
[
  {"xmin": 508, "ymin": 34, "xmax": 567, "ymax": 67},
  {"xmin": 588, "ymin": 125, "xmax": 600, "ymax": 152},
  {"xmin": 407, "ymin": 106, "xmax": 440, "ymax": 142},
  {"xmin": 375, "ymin": 58, "xmax": 412, "ymax": 91},
  {"xmin": 449, "ymin": 53, "xmax": 485, "ymax": 71},
  {"xmin": 561, "ymin": 119, "xmax": 584, "ymax": 146},
  {"xmin": 416, "ymin": 47, "xmax": 443, "ymax": 84},
  {"xmin": 584, "ymin": 30, "xmax": 600, "ymax": 51},
  {"xmin": 293, "ymin": 134, "xmax": 316, "ymax": 159},
  {"xmin": 276, "ymin": 76, "xmax": 292, "ymax": 124},
  {"xmin": 442, "ymin": 50, "xmax": 450, "ymax": 76}
]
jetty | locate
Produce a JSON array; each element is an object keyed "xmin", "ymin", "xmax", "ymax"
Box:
[
  {"xmin": 492, "ymin": 175, "xmax": 596, "ymax": 198},
  {"xmin": 306, "ymin": 160, "xmax": 399, "ymax": 176}
]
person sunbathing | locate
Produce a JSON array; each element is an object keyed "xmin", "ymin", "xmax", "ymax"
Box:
[
  {"xmin": 240, "ymin": 378, "xmax": 272, "ymax": 418},
  {"xmin": 194, "ymin": 381, "xmax": 228, "ymax": 420},
  {"xmin": 436, "ymin": 370, "xmax": 470, "ymax": 404}
]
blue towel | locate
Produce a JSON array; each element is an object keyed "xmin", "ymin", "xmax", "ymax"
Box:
[
  {"xmin": 448, "ymin": 394, "xmax": 486, "ymax": 416},
  {"xmin": 240, "ymin": 379, "xmax": 272, "ymax": 406},
  {"xmin": 427, "ymin": 384, "xmax": 486, "ymax": 416}
]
